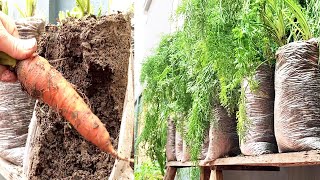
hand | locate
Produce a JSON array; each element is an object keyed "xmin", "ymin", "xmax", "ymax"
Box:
[{"xmin": 0, "ymin": 12, "xmax": 37, "ymax": 82}]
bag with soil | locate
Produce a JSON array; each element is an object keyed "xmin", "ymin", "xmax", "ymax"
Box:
[
  {"xmin": 175, "ymin": 131, "xmax": 183, "ymax": 161},
  {"xmin": 0, "ymin": 18, "xmax": 44, "ymax": 166},
  {"xmin": 179, "ymin": 125, "xmax": 191, "ymax": 162},
  {"xmin": 182, "ymin": 140, "xmax": 191, "ymax": 162},
  {"xmin": 181, "ymin": 133, "xmax": 209, "ymax": 162},
  {"xmin": 274, "ymin": 38, "xmax": 320, "ymax": 152},
  {"xmin": 200, "ymin": 128, "xmax": 209, "ymax": 160},
  {"xmin": 201, "ymin": 104, "xmax": 239, "ymax": 164},
  {"xmin": 166, "ymin": 117, "xmax": 176, "ymax": 161},
  {"xmin": 184, "ymin": 127, "xmax": 209, "ymax": 161},
  {"xmin": 172, "ymin": 119, "xmax": 208, "ymax": 162},
  {"xmin": 240, "ymin": 65, "xmax": 278, "ymax": 155}
]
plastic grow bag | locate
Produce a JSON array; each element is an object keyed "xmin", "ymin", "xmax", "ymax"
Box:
[
  {"xmin": 201, "ymin": 104, "xmax": 239, "ymax": 164},
  {"xmin": 166, "ymin": 117, "xmax": 176, "ymax": 161},
  {"xmin": 274, "ymin": 38, "xmax": 320, "ymax": 152},
  {"xmin": 175, "ymin": 130, "xmax": 183, "ymax": 161},
  {"xmin": 182, "ymin": 140, "xmax": 191, "ymax": 162},
  {"xmin": 240, "ymin": 65, "xmax": 278, "ymax": 155}
]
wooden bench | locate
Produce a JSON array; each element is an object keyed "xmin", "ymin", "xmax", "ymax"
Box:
[{"xmin": 165, "ymin": 150, "xmax": 320, "ymax": 180}]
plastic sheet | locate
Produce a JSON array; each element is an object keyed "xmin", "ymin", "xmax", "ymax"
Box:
[
  {"xmin": 180, "ymin": 125, "xmax": 190, "ymax": 162},
  {"xmin": 166, "ymin": 117, "xmax": 176, "ymax": 161},
  {"xmin": 0, "ymin": 18, "xmax": 44, "ymax": 165},
  {"xmin": 0, "ymin": 83, "xmax": 35, "ymax": 165},
  {"xmin": 274, "ymin": 38, "xmax": 320, "ymax": 152},
  {"xmin": 240, "ymin": 65, "xmax": 278, "ymax": 155},
  {"xmin": 15, "ymin": 17, "xmax": 45, "ymax": 40},
  {"xmin": 182, "ymin": 140, "xmax": 191, "ymax": 162},
  {"xmin": 175, "ymin": 131, "xmax": 183, "ymax": 161},
  {"xmin": 201, "ymin": 104, "xmax": 239, "ymax": 164}
]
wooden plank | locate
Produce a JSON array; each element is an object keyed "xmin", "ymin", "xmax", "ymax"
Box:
[
  {"xmin": 216, "ymin": 165, "xmax": 280, "ymax": 171},
  {"xmin": 108, "ymin": 49, "xmax": 134, "ymax": 180},
  {"xmin": 212, "ymin": 150, "xmax": 320, "ymax": 167},
  {"xmin": 167, "ymin": 150, "xmax": 320, "ymax": 167},
  {"xmin": 210, "ymin": 169, "xmax": 223, "ymax": 180},
  {"xmin": 200, "ymin": 166, "xmax": 211, "ymax": 180},
  {"xmin": 163, "ymin": 166, "xmax": 177, "ymax": 180},
  {"xmin": 167, "ymin": 161, "xmax": 279, "ymax": 171},
  {"xmin": 167, "ymin": 161, "xmax": 194, "ymax": 167},
  {"xmin": 0, "ymin": 157, "xmax": 25, "ymax": 180}
]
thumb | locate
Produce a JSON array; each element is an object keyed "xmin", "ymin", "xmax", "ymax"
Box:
[{"xmin": 0, "ymin": 33, "xmax": 37, "ymax": 60}]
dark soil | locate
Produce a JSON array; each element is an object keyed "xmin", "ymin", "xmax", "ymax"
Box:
[{"xmin": 29, "ymin": 14, "xmax": 131, "ymax": 179}]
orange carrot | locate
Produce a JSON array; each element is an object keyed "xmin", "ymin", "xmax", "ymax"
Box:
[{"xmin": 16, "ymin": 55, "xmax": 133, "ymax": 163}]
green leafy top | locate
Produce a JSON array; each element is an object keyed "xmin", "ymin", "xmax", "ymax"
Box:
[
  {"xmin": 58, "ymin": 0, "xmax": 102, "ymax": 24},
  {"xmin": 306, "ymin": 0, "xmax": 320, "ymax": 37},
  {"xmin": 15, "ymin": 0, "xmax": 37, "ymax": 18},
  {"xmin": 138, "ymin": 32, "xmax": 192, "ymax": 175},
  {"xmin": 0, "ymin": 0, "xmax": 8, "ymax": 15},
  {"xmin": 259, "ymin": 0, "xmax": 311, "ymax": 46}
]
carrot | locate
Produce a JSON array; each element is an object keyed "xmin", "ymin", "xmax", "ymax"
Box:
[{"xmin": 15, "ymin": 55, "xmax": 133, "ymax": 163}]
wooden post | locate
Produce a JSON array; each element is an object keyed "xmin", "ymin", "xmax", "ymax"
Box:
[
  {"xmin": 108, "ymin": 49, "xmax": 135, "ymax": 180},
  {"xmin": 200, "ymin": 166, "xmax": 211, "ymax": 180},
  {"xmin": 210, "ymin": 168, "xmax": 223, "ymax": 180},
  {"xmin": 164, "ymin": 166, "xmax": 177, "ymax": 180}
]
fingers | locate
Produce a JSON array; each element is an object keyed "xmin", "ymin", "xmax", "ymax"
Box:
[
  {"xmin": 0, "ymin": 65, "xmax": 17, "ymax": 82},
  {"xmin": 0, "ymin": 12, "xmax": 37, "ymax": 60}
]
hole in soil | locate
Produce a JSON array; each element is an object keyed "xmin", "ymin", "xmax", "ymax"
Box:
[
  {"xmin": 86, "ymin": 64, "xmax": 113, "ymax": 98},
  {"xmin": 35, "ymin": 166, "xmax": 44, "ymax": 175}
]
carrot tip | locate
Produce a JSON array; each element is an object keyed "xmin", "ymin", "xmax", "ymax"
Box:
[
  {"xmin": 109, "ymin": 149, "xmax": 133, "ymax": 163},
  {"xmin": 116, "ymin": 154, "xmax": 134, "ymax": 163}
]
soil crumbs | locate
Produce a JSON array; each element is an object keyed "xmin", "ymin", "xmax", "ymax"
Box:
[{"xmin": 29, "ymin": 14, "xmax": 131, "ymax": 179}]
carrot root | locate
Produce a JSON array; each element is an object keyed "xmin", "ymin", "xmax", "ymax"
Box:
[{"xmin": 16, "ymin": 55, "xmax": 132, "ymax": 162}]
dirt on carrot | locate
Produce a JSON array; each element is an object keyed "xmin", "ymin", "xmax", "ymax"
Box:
[{"xmin": 28, "ymin": 14, "xmax": 131, "ymax": 179}]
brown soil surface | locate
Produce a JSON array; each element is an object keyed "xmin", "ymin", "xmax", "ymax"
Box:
[{"xmin": 29, "ymin": 14, "xmax": 131, "ymax": 179}]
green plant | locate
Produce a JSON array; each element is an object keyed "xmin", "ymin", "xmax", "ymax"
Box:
[
  {"xmin": 176, "ymin": 167, "xmax": 200, "ymax": 180},
  {"xmin": 134, "ymin": 161, "xmax": 163, "ymax": 180},
  {"xmin": 139, "ymin": 0, "xmax": 243, "ymax": 170},
  {"xmin": 58, "ymin": 0, "xmax": 95, "ymax": 23},
  {"xmin": 97, "ymin": 3, "xmax": 102, "ymax": 17},
  {"xmin": 176, "ymin": 0, "xmax": 238, "ymax": 162},
  {"xmin": 137, "ymin": 32, "xmax": 191, "ymax": 175},
  {"xmin": 76, "ymin": 0, "xmax": 93, "ymax": 17},
  {"xmin": 259, "ymin": 0, "xmax": 311, "ymax": 46},
  {"xmin": 306, "ymin": 0, "xmax": 320, "ymax": 37},
  {"xmin": 0, "ymin": 0, "xmax": 8, "ymax": 15},
  {"xmin": 15, "ymin": 0, "xmax": 37, "ymax": 18}
]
